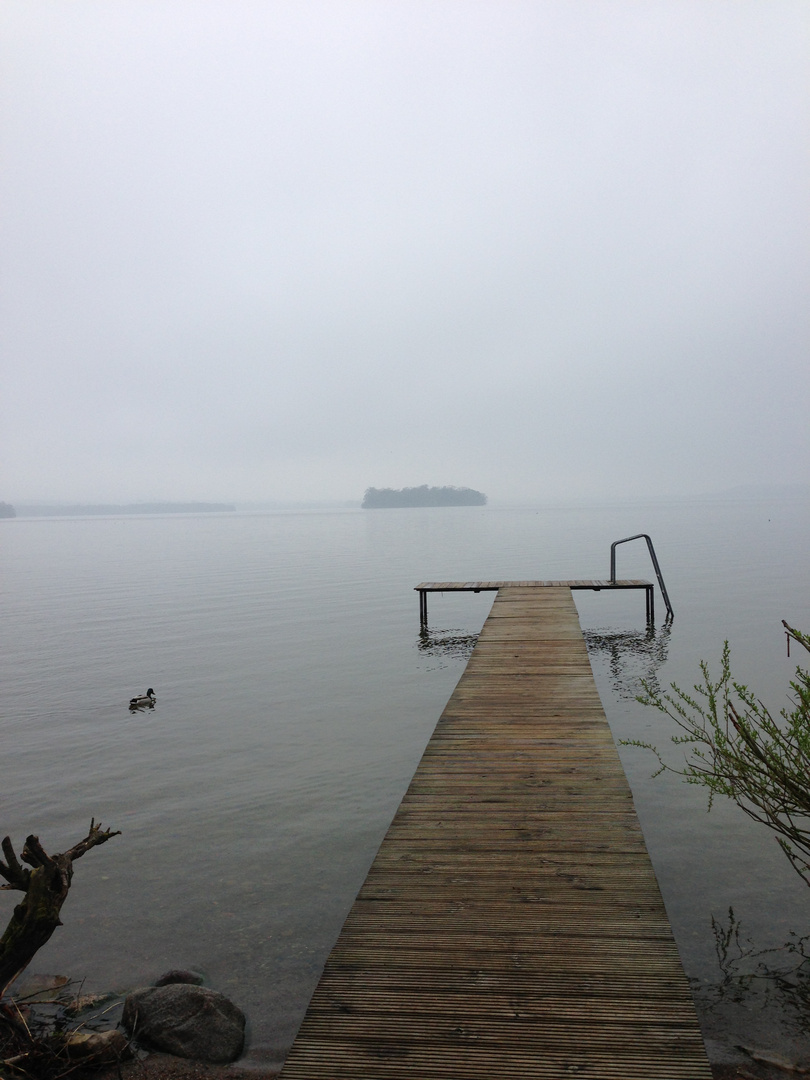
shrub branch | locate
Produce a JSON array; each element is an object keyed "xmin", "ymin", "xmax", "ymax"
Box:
[{"xmin": 624, "ymin": 622, "xmax": 810, "ymax": 885}]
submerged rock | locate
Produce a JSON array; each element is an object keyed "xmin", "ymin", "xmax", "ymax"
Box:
[
  {"xmin": 63, "ymin": 990, "xmax": 115, "ymax": 1016},
  {"xmin": 67, "ymin": 1030, "xmax": 130, "ymax": 1062},
  {"xmin": 122, "ymin": 984, "xmax": 245, "ymax": 1063},
  {"xmin": 7, "ymin": 973, "xmax": 69, "ymax": 1001}
]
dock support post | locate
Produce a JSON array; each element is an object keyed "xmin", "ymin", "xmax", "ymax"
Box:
[
  {"xmin": 646, "ymin": 585, "xmax": 654, "ymax": 624},
  {"xmin": 419, "ymin": 589, "xmax": 428, "ymax": 627}
]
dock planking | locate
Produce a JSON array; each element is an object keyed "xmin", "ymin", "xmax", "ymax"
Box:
[{"xmin": 280, "ymin": 585, "xmax": 711, "ymax": 1080}]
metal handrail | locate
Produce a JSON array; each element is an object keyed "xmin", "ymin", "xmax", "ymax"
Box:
[{"xmin": 610, "ymin": 534, "xmax": 674, "ymax": 621}]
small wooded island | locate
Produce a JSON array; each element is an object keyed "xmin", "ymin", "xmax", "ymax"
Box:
[{"xmin": 362, "ymin": 485, "xmax": 487, "ymax": 508}]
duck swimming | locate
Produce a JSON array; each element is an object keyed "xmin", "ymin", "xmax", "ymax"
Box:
[{"xmin": 129, "ymin": 688, "xmax": 156, "ymax": 709}]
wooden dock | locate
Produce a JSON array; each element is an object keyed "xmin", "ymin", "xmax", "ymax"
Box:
[
  {"xmin": 415, "ymin": 578, "xmax": 658, "ymax": 625},
  {"xmin": 280, "ymin": 585, "xmax": 711, "ymax": 1080}
]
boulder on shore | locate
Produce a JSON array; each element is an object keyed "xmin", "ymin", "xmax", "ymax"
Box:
[{"xmin": 122, "ymin": 984, "xmax": 246, "ymax": 1063}]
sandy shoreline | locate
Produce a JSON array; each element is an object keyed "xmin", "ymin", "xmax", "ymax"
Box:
[{"xmin": 93, "ymin": 1055, "xmax": 278, "ymax": 1080}]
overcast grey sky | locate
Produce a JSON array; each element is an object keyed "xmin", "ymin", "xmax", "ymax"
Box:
[{"xmin": 1, "ymin": 1, "xmax": 807, "ymax": 504}]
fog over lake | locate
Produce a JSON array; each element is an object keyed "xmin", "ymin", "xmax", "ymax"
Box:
[
  {"xmin": 1, "ymin": 2, "xmax": 808, "ymax": 507},
  {"xmin": 2, "ymin": 3, "xmax": 809, "ymax": 1072}
]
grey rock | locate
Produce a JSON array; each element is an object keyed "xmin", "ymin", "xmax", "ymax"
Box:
[
  {"xmin": 154, "ymin": 969, "xmax": 204, "ymax": 987},
  {"xmin": 122, "ymin": 984, "xmax": 245, "ymax": 1063}
]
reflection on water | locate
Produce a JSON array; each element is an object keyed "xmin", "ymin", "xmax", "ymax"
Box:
[
  {"xmin": 583, "ymin": 622, "xmax": 672, "ymax": 699},
  {"xmin": 704, "ymin": 907, "xmax": 810, "ymax": 1028},
  {"xmin": 416, "ymin": 626, "xmax": 478, "ymax": 668},
  {"xmin": 415, "ymin": 620, "xmax": 671, "ymax": 697},
  {"xmin": 691, "ymin": 908, "xmax": 810, "ymax": 1068}
]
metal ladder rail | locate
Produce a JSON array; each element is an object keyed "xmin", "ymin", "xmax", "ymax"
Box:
[{"xmin": 610, "ymin": 533, "xmax": 674, "ymax": 621}]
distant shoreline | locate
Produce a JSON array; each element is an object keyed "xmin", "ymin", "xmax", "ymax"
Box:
[{"xmin": 15, "ymin": 502, "xmax": 236, "ymax": 517}]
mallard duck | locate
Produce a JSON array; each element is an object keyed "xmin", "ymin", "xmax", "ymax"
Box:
[{"xmin": 129, "ymin": 688, "xmax": 156, "ymax": 708}]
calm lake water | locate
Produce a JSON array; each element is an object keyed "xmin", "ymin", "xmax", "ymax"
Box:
[{"xmin": 2, "ymin": 496, "xmax": 809, "ymax": 1067}]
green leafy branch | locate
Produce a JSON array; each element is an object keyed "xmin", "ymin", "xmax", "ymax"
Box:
[{"xmin": 623, "ymin": 621, "xmax": 810, "ymax": 885}]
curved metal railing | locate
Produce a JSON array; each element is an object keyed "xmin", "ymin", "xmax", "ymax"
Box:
[{"xmin": 609, "ymin": 534, "xmax": 673, "ymax": 621}]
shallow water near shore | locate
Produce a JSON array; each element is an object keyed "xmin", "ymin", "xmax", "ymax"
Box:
[{"xmin": 2, "ymin": 496, "xmax": 810, "ymax": 1068}]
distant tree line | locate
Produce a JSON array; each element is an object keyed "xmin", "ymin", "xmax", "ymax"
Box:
[
  {"xmin": 362, "ymin": 485, "xmax": 487, "ymax": 508},
  {"xmin": 15, "ymin": 502, "xmax": 235, "ymax": 517},
  {"xmin": 0, "ymin": 503, "xmax": 15, "ymax": 519}
]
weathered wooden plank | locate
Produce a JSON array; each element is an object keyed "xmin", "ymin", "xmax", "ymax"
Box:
[{"xmin": 280, "ymin": 585, "xmax": 710, "ymax": 1080}]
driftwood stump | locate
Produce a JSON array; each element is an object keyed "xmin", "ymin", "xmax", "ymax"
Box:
[{"xmin": 0, "ymin": 819, "xmax": 120, "ymax": 999}]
